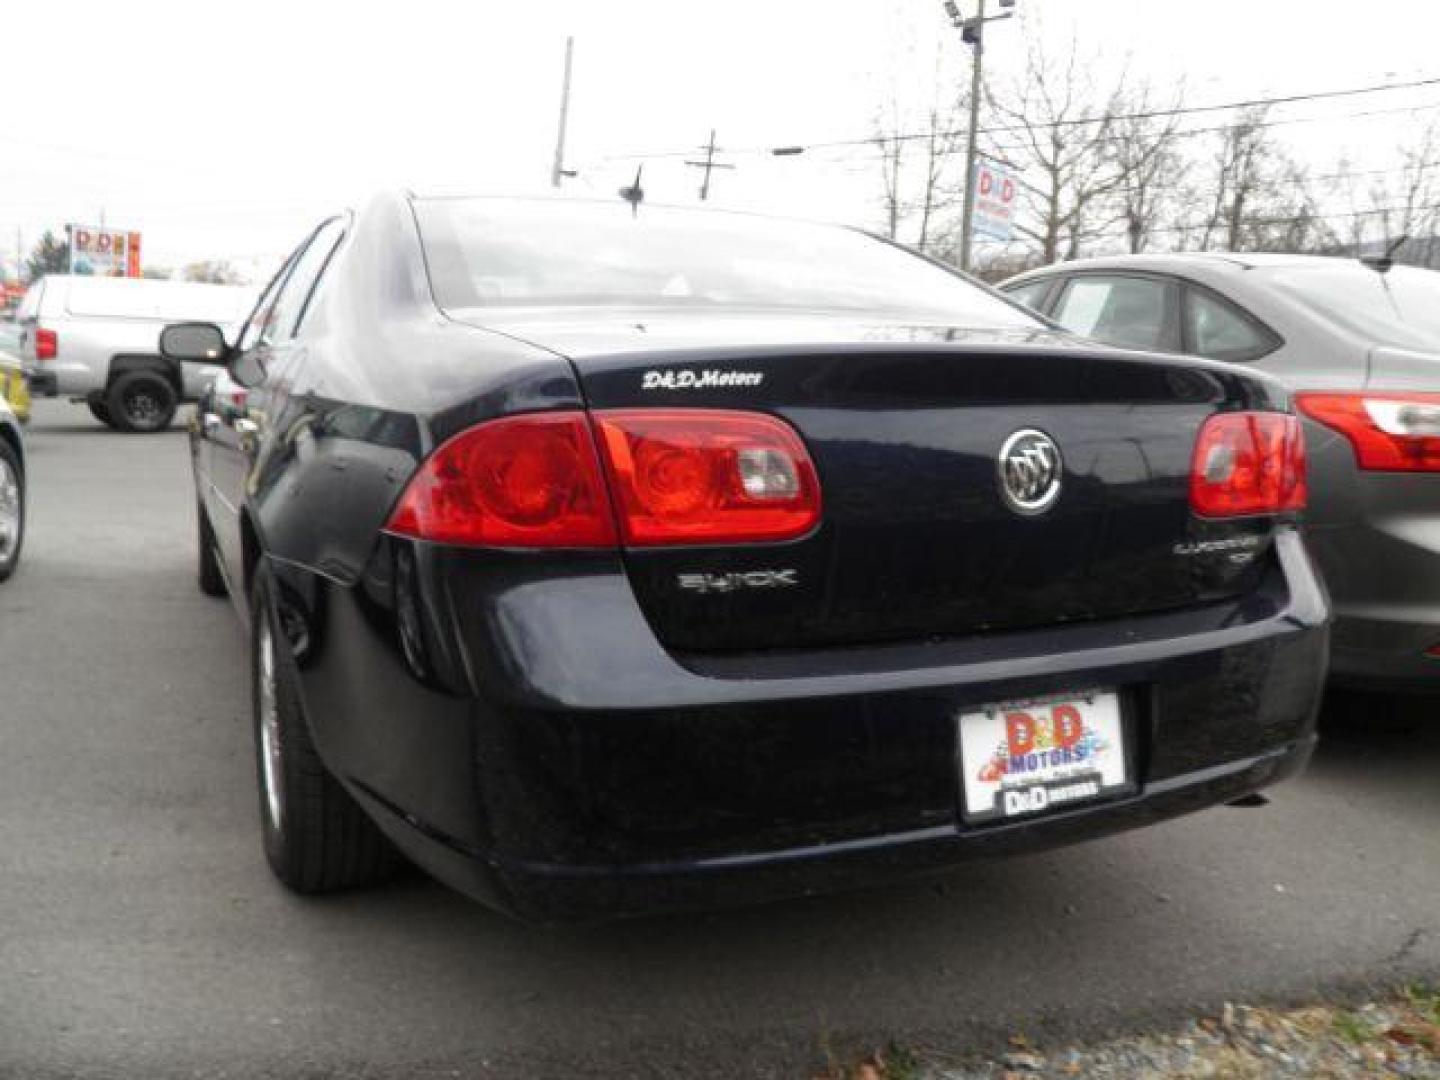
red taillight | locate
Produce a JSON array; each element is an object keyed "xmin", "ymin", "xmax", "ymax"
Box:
[
  {"xmin": 385, "ymin": 408, "xmax": 821, "ymax": 549},
  {"xmin": 593, "ymin": 409, "xmax": 820, "ymax": 546},
  {"xmin": 1190, "ymin": 412, "xmax": 1307, "ymax": 518},
  {"xmin": 385, "ymin": 411, "xmax": 617, "ymax": 548},
  {"xmin": 1295, "ymin": 392, "xmax": 1440, "ymax": 472},
  {"xmin": 35, "ymin": 328, "xmax": 57, "ymax": 361}
]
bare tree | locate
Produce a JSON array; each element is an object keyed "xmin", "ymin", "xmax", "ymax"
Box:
[
  {"xmin": 1254, "ymin": 161, "xmax": 1337, "ymax": 253},
  {"xmin": 1198, "ymin": 106, "xmax": 1264, "ymax": 250},
  {"xmin": 986, "ymin": 32, "xmax": 1131, "ymax": 263},
  {"xmin": 915, "ymin": 104, "xmax": 966, "ymax": 251},
  {"xmin": 1325, "ymin": 123, "xmax": 1440, "ymax": 264},
  {"xmin": 1331, "ymin": 154, "xmax": 1373, "ymax": 255},
  {"xmin": 1105, "ymin": 80, "xmax": 1186, "ymax": 253},
  {"xmin": 870, "ymin": 72, "xmax": 967, "ymax": 252},
  {"xmin": 872, "ymin": 98, "xmax": 907, "ymax": 241},
  {"xmin": 1371, "ymin": 120, "xmax": 1440, "ymax": 263},
  {"xmin": 1183, "ymin": 108, "xmax": 1341, "ymax": 254}
]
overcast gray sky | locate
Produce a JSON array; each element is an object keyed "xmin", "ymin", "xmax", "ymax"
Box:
[{"xmin": 4, "ymin": 0, "xmax": 1439, "ymax": 280}]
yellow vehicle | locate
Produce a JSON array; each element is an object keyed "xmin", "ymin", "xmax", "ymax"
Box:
[{"xmin": 0, "ymin": 355, "xmax": 29, "ymax": 424}]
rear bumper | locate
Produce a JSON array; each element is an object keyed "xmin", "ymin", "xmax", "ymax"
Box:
[
  {"xmin": 1303, "ymin": 463, "xmax": 1440, "ymax": 693},
  {"xmin": 27, "ymin": 370, "xmax": 57, "ymax": 398},
  {"xmin": 289, "ymin": 529, "xmax": 1329, "ymax": 921},
  {"xmin": 45, "ymin": 361, "xmax": 96, "ymax": 397},
  {"xmin": 356, "ymin": 737, "xmax": 1315, "ymax": 922},
  {"xmin": 1326, "ymin": 610, "xmax": 1440, "ymax": 693}
]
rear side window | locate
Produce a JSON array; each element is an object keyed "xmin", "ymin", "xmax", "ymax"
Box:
[
  {"xmin": 238, "ymin": 258, "xmax": 295, "ymax": 352},
  {"xmin": 1052, "ymin": 275, "xmax": 1176, "ymax": 352},
  {"xmin": 1003, "ymin": 278, "xmax": 1052, "ymax": 313},
  {"xmin": 264, "ymin": 219, "xmax": 346, "ymax": 344},
  {"xmin": 1182, "ymin": 288, "xmax": 1277, "ymax": 362}
]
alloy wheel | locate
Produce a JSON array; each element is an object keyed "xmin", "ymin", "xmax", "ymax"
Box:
[
  {"xmin": 125, "ymin": 387, "xmax": 164, "ymax": 428},
  {"xmin": 0, "ymin": 456, "xmax": 20, "ymax": 564}
]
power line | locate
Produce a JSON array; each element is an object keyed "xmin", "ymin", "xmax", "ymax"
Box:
[
  {"xmin": 983, "ymin": 99, "xmax": 1440, "ymax": 159},
  {"xmin": 1137, "ymin": 201, "xmax": 1440, "ymax": 239},
  {"xmin": 660, "ymin": 100, "xmax": 1440, "ymax": 203},
  {"xmin": 988, "ymin": 74, "xmax": 1440, "ymax": 136},
  {"xmin": 600, "ymin": 73, "xmax": 1440, "ymax": 162}
]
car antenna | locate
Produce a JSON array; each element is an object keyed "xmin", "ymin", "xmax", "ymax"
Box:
[
  {"xmin": 619, "ymin": 165, "xmax": 645, "ymax": 217},
  {"xmin": 1360, "ymin": 233, "xmax": 1408, "ymax": 274}
]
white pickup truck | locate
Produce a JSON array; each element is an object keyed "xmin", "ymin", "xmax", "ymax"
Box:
[{"xmin": 15, "ymin": 275, "xmax": 255, "ymax": 432}]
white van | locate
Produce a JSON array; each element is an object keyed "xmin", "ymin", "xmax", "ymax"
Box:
[{"xmin": 16, "ymin": 275, "xmax": 255, "ymax": 432}]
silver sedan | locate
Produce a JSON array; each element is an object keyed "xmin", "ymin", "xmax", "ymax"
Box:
[{"xmin": 1002, "ymin": 252, "xmax": 1440, "ymax": 694}]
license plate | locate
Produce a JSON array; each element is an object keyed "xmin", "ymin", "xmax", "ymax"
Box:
[{"xmin": 958, "ymin": 690, "xmax": 1129, "ymax": 824}]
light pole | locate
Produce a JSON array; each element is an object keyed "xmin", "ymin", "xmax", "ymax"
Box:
[
  {"xmin": 943, "ymin": 0, "xmax": 1015, "ymax": 273},
  {"xmin": 551, "ymin": 36, "xmax": 575, "ymax": 188}
]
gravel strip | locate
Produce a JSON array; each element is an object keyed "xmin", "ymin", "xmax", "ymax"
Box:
[{"xmin": 826, "ymin": 988, "xmax": 1440, "ymax": 1079}]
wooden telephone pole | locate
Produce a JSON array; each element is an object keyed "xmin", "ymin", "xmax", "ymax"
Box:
[{"xmin": 685, "ymin": 129, "xmax": 735, "ymax": 200}]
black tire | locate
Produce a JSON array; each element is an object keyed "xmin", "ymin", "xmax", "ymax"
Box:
[
  {"xmin": 0, "ymin": 439, "xmax": 23, "ymax": 583},
  {"xmin": 107, "ymin": 371, "xmax": 177, "ymax": 433},
  {"xmin": 251, "ymin": 565, "xmax": 400, "ymax": 893},
  {"xmin": 197, "ymin": 503, "xmax": 226, "ymax": 597},
  {"xmin": 87, "ymin": 398, "xmax": 114, "ymax": 427}
]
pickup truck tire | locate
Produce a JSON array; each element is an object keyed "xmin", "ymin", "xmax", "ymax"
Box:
[
  {"xmin": 251, "ymin": 565, "xmax": 401, "ymax": 893},
  {"xmin": 107, "ymin": 371, "xmax": 177, "ymax": 433},
  {"xmin": 87, "ymin": 399, "xmax": 114, "ymax": 427},
  {"xmin": 0, "ymin": 440, "xmax": 23, "ymax": 582},
  {"xmin": 197, "ymin": 503, "xmax": 226, "ymax": 597}
]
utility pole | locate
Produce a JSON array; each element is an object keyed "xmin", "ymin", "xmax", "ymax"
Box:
[
  {"xmin": 958, "ymin": 0, "xmax": 985, "ymax": 273},
  {"xmin": 550, "ymin": 36, "xmax": 575, "ymax": 188},
  {"xmin": 944, "ymin": 0, "xmax": 1015, "ymax": 273},
  {"xmin": 685, "ymin": 129, "xmax": 734, "ymax": 201}
]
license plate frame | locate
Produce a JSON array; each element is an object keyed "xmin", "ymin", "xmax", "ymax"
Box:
[{"xmin": 957, "ymin": 689, "xmax": 1135, "ymax": 826}]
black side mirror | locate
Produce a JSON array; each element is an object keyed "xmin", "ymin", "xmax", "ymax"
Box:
[{"xmin": 159, "ymin": 322, "xmax": 229, "ymax": 365}]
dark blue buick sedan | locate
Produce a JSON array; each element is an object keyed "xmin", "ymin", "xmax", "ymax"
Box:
[{"xmin": 162, "ymin": 194, "xmax": 1329, "ymax": 920}]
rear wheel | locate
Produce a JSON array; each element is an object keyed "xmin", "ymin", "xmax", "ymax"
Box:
[
  {"xmin": 197, "ymin": 503, "xmax": 226, "ymax": 597},
  {"xmin": 87, "ymin": 398, "xmax": 114, "ymax": 427},
  {"xmin": 107, "ymin": 371, "xmax": 177, "ymax": 433},
  {"xmin": 0, "ymin": 440, "xmax": 24, "ymax": 582},
  {"xmin": 251, "ymin": 565, "xmax": 400, "ymax": 893}
]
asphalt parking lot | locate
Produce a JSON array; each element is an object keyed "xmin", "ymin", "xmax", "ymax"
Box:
[{"xmin": 1, "ymin": 398, "xmax": 1437, "ymax": 1079}]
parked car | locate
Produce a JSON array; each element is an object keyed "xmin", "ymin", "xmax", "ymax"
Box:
[
  {"xmin": 163, "ymin": 194, "xmax": 1328, "ymax": 921},
  {"xmin": 0, "ymin": 324, "xmax": 30, "ymax": 424},
  {"xmin": 1001, "ymin": 253, "xmax": 1440, "ymax": 694},
  {"xmin": 14, "ymin": 275, "xmax": 255, "ymax": 432},
  {"xmin": 0, "ymin": 387, "xmax": 24, "ymax": 581}
]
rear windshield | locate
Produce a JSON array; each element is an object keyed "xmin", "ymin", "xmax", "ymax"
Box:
[
  {"xmin": 62, "ymin": 279, "xmax": 255, "ymax": 325},
  {"xmin": 1264, "ymin": 264, "xmax": 1440, "ymax": 350},
  {"xmin": 414, "ymin": 197, "xmax": 1039, "ymax": 325}
]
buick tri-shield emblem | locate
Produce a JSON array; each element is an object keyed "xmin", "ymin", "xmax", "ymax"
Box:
[{"xmin": 997, "ymin": 429, "xmax": 1063, "ymax": 515}]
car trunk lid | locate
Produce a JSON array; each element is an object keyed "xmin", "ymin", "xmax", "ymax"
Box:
[{"xmin": 456, "ymin": 309, "xmax": 1285, "ymax": 652}]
